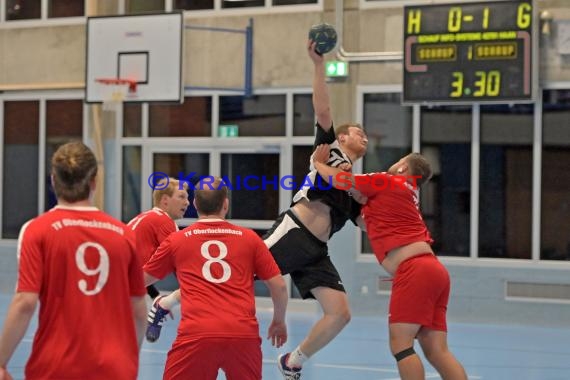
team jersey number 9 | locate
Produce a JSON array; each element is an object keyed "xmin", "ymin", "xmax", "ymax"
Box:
[
  {"xmin": 75, "ymin": 241, "xmax": 109, "ymax": 295},
  {"xmin": 201, "ymin": 240, "xmax": 231, "ymax": 284}
]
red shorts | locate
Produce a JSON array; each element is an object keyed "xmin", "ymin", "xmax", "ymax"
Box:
[
  {"xmin": 163, "ymin": 337, "xmax": 262, "ymax": 380},
  {"xmin": 389, "ymin": 253, "xmax": 450, "ymax": 331}
]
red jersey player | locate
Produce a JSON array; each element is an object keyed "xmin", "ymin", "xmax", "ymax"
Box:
[
  {"xmin": 0, "ymin": 141, "xmax": 147, "ymax": 380},
  {"xmin": 144, "ymin": 176, "xmax": 288, "ymax": 380},
  {"xmin": 128, "ymin": 178, "xmax": 189, "ymax": 271},
  {"xmin": 127, "ymin": 178, "xmax": 189, "ymax": 342},
  {"xmin": 313, "ymin": 145, "xmax": 468, "ymax": 380}
]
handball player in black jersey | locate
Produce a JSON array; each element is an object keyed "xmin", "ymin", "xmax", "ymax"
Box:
[{"xmin": 265, "ymin": 40, "xmax": 368, "ymax": 379}]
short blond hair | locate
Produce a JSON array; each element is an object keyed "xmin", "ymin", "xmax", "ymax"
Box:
[
  {"xmin": 152, "ymin": 178, "xmax": 188, "ymax": 207},
  {"xmin": 336, "ymin": 122, "xmax": 363, "ymax": 137}
]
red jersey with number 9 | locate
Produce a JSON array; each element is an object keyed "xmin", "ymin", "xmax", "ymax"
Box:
[
  {"xmin": 17, "ymin": 206, "xmax": 146, "ymax": 380},
  {"xmin": 144, "ymin": 219, "xmax": 281, "ymax": 340}
]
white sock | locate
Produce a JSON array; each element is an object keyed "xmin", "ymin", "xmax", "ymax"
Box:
[
  {"xmin": 287, "ymin": 346, "xmax": 309, "ymax": 368},
  {"xmin": 158, "ymin": 289, "xmax": 180, "ymax": 310}
]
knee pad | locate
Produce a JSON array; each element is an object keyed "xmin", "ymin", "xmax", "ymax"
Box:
[{"xmin": 394, "ymin": 346, "xmax": 416, "ymax": 362}]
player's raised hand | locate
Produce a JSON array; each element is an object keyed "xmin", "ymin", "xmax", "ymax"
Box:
[{"xmin": 307, "ymin": 40, "xmax": 324, "ymax": 64}]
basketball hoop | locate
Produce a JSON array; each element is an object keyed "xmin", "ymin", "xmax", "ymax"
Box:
[{"xmin": 95, "ymin": 78, "xmax": 138, "ymax": 111}]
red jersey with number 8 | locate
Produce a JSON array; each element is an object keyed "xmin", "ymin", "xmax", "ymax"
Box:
[
  {"xmin": 144, "ymin": 219, "xmax": 281, "ymax": 340},
  {"xmin": 17, "ymin": 206, "xmax": 146, "ymax": 380}
]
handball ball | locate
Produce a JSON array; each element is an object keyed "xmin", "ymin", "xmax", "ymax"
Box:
[{"xmin": 308, "ymin": 23, "xmax": 338, "ymax": 55}]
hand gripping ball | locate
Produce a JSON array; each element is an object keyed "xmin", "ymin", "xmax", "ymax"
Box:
[{"xmin": 308, "ymin": 23, "xmax": 338, "ymax": 55}]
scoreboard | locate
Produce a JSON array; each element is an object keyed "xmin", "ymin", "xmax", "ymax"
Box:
[{"xmin": 403, "ymin": 0, "xmax": 536, "ymax": 104}]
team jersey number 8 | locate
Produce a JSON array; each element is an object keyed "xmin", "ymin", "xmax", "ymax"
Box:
[
  {"xmin": 201, "ymin": 240, "xmax": 231, "ymax": 283},
  {"xmin": 75, "ymin": 241, "xmax": 109, "ymax": 296}
]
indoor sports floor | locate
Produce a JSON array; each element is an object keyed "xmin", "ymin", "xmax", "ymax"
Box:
[{"xmin": 1, "ymin": 294, "xmax": 569, "ymax": 380}]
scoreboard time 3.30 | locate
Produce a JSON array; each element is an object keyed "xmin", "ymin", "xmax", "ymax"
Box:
[{"xmin": 403, "ymin": 0, "xmax": 536, "ymax": 104}]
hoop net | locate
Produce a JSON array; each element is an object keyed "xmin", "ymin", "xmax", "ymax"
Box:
[{"xmin": 95, "ymin": 78, "xmax": 138, "ymax": 111}]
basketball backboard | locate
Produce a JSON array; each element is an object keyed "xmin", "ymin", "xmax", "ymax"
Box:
[{"xmin": 85, "ymin": 12, "xmax": 183, "ymax": 103}]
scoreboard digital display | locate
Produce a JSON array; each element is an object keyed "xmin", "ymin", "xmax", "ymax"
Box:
[{"xmin": 403, "ymin": 0, "xmax": 536, "ymax": 104}]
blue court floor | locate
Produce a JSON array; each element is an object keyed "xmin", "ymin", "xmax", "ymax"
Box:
[{"xmin": 1, "ymin": 294, "xmax": 569, "ymax": 380}]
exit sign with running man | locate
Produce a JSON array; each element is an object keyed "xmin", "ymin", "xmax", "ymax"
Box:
[{"xmin": 325, "ymin": 61, "xmax": 348, "ymax": 77}]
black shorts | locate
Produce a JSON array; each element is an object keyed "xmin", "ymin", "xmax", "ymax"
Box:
[{"xmin": 263, "ymin": 210, "xmax": 345, "ymax": 299}]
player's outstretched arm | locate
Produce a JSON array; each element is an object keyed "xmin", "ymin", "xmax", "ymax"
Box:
[
  {"xmin": 264, "ymin": 275, "xmax": 288, "ymax": 348},
  {"xmin": 308, "ymin": 40, "xmax": 332, "ymax": 131},
  {"xmin": 0, "ymin": 292, "xmax": 38, "ymax": 372}
]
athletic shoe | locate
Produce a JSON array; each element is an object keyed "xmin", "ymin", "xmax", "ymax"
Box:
[
  {"xmin": 145, "ymin": 296, "xmax": 171, "ymax": 343},
  {"xmin": 278, "ymin": 353, "xmax": 302, "ymax": 379}
]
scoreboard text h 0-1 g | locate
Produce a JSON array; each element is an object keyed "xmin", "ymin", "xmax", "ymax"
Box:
[{"xmin": 403, "ymin": 0, "xmax": 536, "ymax": 104}]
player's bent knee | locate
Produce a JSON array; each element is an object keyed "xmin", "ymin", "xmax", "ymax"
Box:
[
  {"xmin": 394, "ymin": 346, "xmax": 416, "ymax": 362},
  {"xmin": 326, "ymin": 310, "xmax": 351, "ymax": 329},
  {"xmin": 338, "ymin": 309, "xmax": 351, "ymax": 325}
]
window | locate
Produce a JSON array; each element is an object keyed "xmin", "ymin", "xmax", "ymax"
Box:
[
  {"xmin": 421, "ymin": 105, "xmax": 472, "ymax": 257},
  {"xmin": 479, "ymin": 104, "xmax": 533, "ymax": 259},
  {"xmin": 122, "ymin": 146, "xmax": 142, "ymax": 223},
  {"xmin": 123, "ymin": 103, "xmax": 142, "ymax": 138},
  {"xmin": 45, "ymin": 100, "xmax": 83, "ymax": 211},
  {"xmin": 3, "ymin": 101, "xmax": 39, "ymax": 238},
  {"xmin": 363, "ymin": 93, "xmax": 412, "ymax": 172},
  {"xmin": 5, "ymin": 0, "xmax": 40, "ymax": 20},
  {"xmin": 174, "ymin": 0, "xmax": 214, "ymax": 10},
  {"xmin": 169, "ymin": 0, "xmax": 318, "ymax": 11},
  {"xmin": 126, "ymin": 0, "xmax": 164, "ymax": 14},
  {"xmin": 5, "ymin": 0, "xmax": 84, "ymax": 20},
  {"xmin": 221, "ymin": 153, "xmax": 279, "ymax": 220},
  {"xmin": 541, "ymin": 89, "xmax": 570, "ymax": 261},
  {"xmin": 149, "ymin": 97, "xmax": 212, "ymax": 137},
  {"xmin": 273, "ymin": 0, "xmax": 317, "ymax": 5},
  {"xmin": 118, "ymin": 90, "xmax": 307, "ymax": 223},
  {"xmin": 293, "ymin": 94, "xmax": 314, "ymax": 136},
  {"xmin": 49, "ymin": 0, "xmax": 84, "ymax": 18},
  {"xmin": 361, "ymin": 92, "xmax": 412, "ymax": 254},
  {"xmin": 219, "ymin": 95, "xmax": 286, "ymax": 137},
  {"xmin": 222, "ymin": 0, "xmax": 264, "ymax": 9}
]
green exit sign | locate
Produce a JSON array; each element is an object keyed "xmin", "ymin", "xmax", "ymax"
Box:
[
  {"xmin": 325, "ymin": 60, "xmax": 348, "ymax": 77},
  {"xmin": 219, "ymin": 124, "xmax": 239, "ymax": 137}
]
